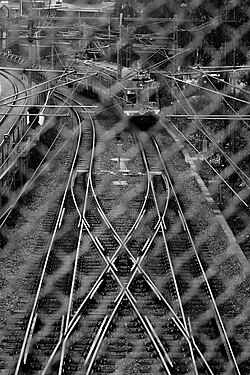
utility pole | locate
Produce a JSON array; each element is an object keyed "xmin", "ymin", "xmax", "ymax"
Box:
[
  {"xmin": 171, "ymin": 14, "xmax": 178, "ymax": 114},
  {"xmin": 36, "ymin": 7, "xmax": 41, "ymax": 66},
  {"xmin": 117, "ymin": 12, "xmax": 123, "ymax": 80},
  {"xmin": 28, "ymin": 0, "xmax": 35, "ymax": 106},
  {"xmin": 173, "ymin": 14, "xmax": 178, "ymax": 70},
  {"xmin": 51, "ymin": 42, "xmax": 54, "ymax": 70},
  {"xmin": 108, "ymin": 19, "xmax": 111, "ymax": 59},
  {"xmin": 0, "ymin": 5, "xmax": 8, "ymax": 50}
]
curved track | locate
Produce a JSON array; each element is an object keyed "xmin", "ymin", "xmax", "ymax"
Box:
[
  {"xmin": 7, "ymin": 90, "xmax": 83, "ymax": 375},
  {"xmin": 137, "ymin": 133, "xmax": 241, "ymax": 374},
  {"xmin": 7, "ymin": 88, "xmax": 242, "ymax": 375}
]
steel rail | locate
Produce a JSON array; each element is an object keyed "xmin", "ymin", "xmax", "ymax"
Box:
[
  {"xmin": 59, "ymin": 138, "xmax": 185, "ymax": 374},
  {"xmin": 85, "ymin": 304, "xmax": 168, "ymax": 374},
  {"xmin": 0, "ymin": 89, "xmax": 58, "ymax": 225},
  {"xmin": 70, "ymin": 172, "xmax": 82, "ymax": 221},
  {"xmin": 64, "ymin": 99, "xmax": 96, "ymax": 334},
  {"xmin": 62, "ymin": 147, "xmax": 151, "ymax": 328},
  {"xmin": 40, "ymin": 215, "xmax": 117, "ymax": 374},
  {"xmin": 89, "ymin": 177, "xmax": 186, "ymax": 324},
  {"xmin": 172, "ymin": 316, "xmax": 215, "ymax": 375},
  {"xmin": 154, "ymin": 173, "xmax": 170, "ymax": 229},
  {"xmin": 126, "ymin": 291, "xmax": 172, "ymax": 375},
  {"xmin": 57, "ymin": 315, "xmax": 81, "ymax": 375},
  {"xmin": 40, "ymin": 315, "xmax": 66, "ymax": 375},
  {"xmin": 84, "ymin": 315, "xmax": 108, "ymax": 365},
  {"xmin": 13, "ymin": 97, "xmax": 82, "ymax": 375},
  {"xmin": 83, "ymin": 151, "xmax": 191, "ymax": 374},
  {"xmin": 41, "ymin": 114, "xmax": 199, "ymax": 374},
  {"xmin": 84, "ymin": 286, "xmax": 173, "ymax": 375},
  {"xmin": 138, "ymin": 136, "xmax": 199, "ymax": 375},
  {"xmin": 153, "ymin": 137, "xmax": 242, "ymax": 375},
  {"xmin": 0, "ymin": 112, "xmax": 81, "ymax": 227},
  {"xmin": 144, "ymin": 316, "xmax": 173, "ymax": 367},
  {"xmin": 84, "ymin": 292, "xmax": 125, "ymax": 375},
  {"xmin": 55, "ymin": 171, "xmax": 185, "ymax": 375},
  {"xmin": 53, "ymin": 92, "xmax": 98, "ymax": 374},
  {"xmin": 0, "ymin": 86, "xmax": 53, "ymax": 178},
  {"xmin": 89, "ymin": 177, "xmax": 147, "ymax": 259},
  {"xmin": 52, "ymin": 95, "xmax": 133, "ymax": 373},
  {"xmin": 90, "ymin": 168, "xmax": 189, "ymax": 333}
]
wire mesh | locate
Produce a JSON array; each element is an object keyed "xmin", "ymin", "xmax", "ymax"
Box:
[{"xmin": 1, "ymin": 1, "xmax": 250, "ymax": 374}]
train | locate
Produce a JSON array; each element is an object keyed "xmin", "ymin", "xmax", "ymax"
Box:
[{"xmin": 65, "ymin": 58, "xmax": 161, "ymax": 125}]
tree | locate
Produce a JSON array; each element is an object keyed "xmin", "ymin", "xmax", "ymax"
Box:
[{"xmin": 113, "ymin": 0, "xmax": 139, "ymax": 18}]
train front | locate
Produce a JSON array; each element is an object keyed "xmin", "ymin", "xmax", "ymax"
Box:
[{"xmin": 123, "ymin": 71, "xmax": 160, "ymax": 130}]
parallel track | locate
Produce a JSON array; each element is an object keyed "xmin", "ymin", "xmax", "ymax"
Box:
[
  {"xmin": 7, "ymin": 89, "xmax": 242, "ymax": 375},
  {"xmin": 10, "ymin": 91, "xmax": 83, "ymax": 375},
  {"xmin": 138, "ymin": 133, "xmax": 241, "ymax": 374}
]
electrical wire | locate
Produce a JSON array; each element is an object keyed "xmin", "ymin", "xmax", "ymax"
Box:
[
  {"xmin": 164, "ymin": 72, "xmax": 250, "ymax": 108},
  {"xmin": 173, "ymin": 78, "xmax": 250, "ymax": 188},
  {"xmin": 167, "ymin": 73, "xmax": 249, "ymax": 174},
  {"xmin": 168, "ymin": 118, "xmax": 249, "ymax": 208},
  {"xmin": 164, "ymin": 79, "xmax": 250, "ymax": 206},
  {"xmin": 147, "ymin": 48, "xmax": 190, "ymax": 71},
  {"xmin": 0, "ymin": 70, "xmax": 92, "ymax": 171},
  {"xmin": 187, "ymin": 66, "xmax": 250, "ymax": 132},
  {"xmin": 189, "ymin": 65, "xmax": 250, "ymax": 101}
]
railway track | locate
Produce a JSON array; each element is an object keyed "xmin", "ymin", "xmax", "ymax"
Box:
[
  {"xmin": 137, "ymin": 132, "xmax": 241, "ymax": 374},
  {"xmin": 3, "ymin": 86, "xmax": 243, "ymax": 375},
  {"xmin": 0, "ymin": 89, "xmax": 82, "ymax": 374}
]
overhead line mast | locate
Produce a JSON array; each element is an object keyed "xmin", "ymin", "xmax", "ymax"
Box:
[
  {"xmin": 117, "ymin": 12, "xmax": 123, "ymax": 80},
  {"xmin": 27, "ymin": 0, "xmax": 35, "ymax": 105}
]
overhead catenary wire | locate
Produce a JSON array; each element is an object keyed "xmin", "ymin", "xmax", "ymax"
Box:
[
  {"xmin": 0, "ymin": 69, "xmax": 94, "ymax": 172},
  {"xmin": 189, "ymin": 65, "xmax": 250, "ymax": 105},
  {"xmin": 171, "ymin": 78, "xmax": 250, "ymax": 189},
  {"xmin": 27, "ymin": 50, "xmax": 250, "ymax": 209},
  {"xmin": 0, "ymin": 69, "xmax": 93, "ymax": 222},
  {"xmin": 0, "ymin": 62, "xmax": 139, "ymax": 215},
  {"xmin": 164, "ymin": 79, "xmax": 249, "ymax": 207},
  {"xmin": 166, "ymin": 74, "xmax": 250, "ymax": 180},
  {"xmin": 164, "ymin": 72, "xmax": 250, "ymax": 109},
  {"xmin": 168, "ymin": 119, "xmax": 249, "ymax": 208}
]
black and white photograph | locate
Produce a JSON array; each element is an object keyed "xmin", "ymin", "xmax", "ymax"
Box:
[{"xmin": 0, "ymin": 1, "xmax": 250, "ymax": 374}]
